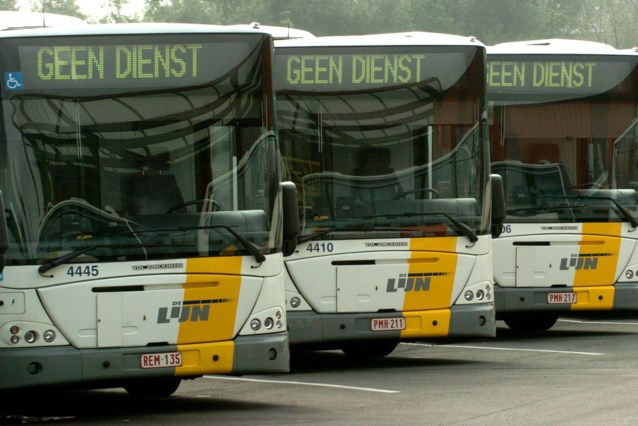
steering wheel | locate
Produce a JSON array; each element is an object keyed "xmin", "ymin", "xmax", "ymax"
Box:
[
  {"xmin": 165, "ymin": 199, "xmax": 222, "ymax": 214},
  {"xmin": 394, "ymin": 188, "xmax": 440, "ymax": 199}
]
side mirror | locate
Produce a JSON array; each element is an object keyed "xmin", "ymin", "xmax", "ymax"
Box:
[
  {"xmin": 490, "ymin": 174, "xmax": 506, "ymax": 238},
  {"xmin": 281, "ymin": 181, "xmax": 299, "ymax": 257},
  {"xmin": 0, "ymin": 191, "xmax": 8, "ymax": 272}
]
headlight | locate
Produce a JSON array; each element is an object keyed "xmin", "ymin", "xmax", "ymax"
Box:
[
  {"xmin": 250, "ymin": 319, "xmax": 261, "ymax": 331},
  {"xmin": 464, "ymin": 290, "xmax": 474, "ymax": 301}
]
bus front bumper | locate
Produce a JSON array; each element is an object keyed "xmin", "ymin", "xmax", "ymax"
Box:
[
  {"xmin": 287, "ymin": 304, "xmax": 495, "ymax": 346},
  {"xmin": 0, "ymin": 332, "xmax": 289, "ymax": 391}
]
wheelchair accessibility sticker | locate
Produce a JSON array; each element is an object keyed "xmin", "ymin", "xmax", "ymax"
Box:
[{"xmin": 4, "ymin": 72, "xmax": 24, "ymax": 91}]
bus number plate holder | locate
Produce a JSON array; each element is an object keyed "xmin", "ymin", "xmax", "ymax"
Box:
[
  {"xmin": 546, "ymin": 292, "xmax": 576, "ymax": 304},
  {"xmin": 140, "ymin": 352, "xmax": 182, "ymax": 369},
  {"xmin": 371, "ymin": 317, "xmax": 406, "ymax": 331}
]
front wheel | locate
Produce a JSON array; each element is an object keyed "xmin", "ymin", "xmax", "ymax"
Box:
[
  {"xmin": 341, "ymin": 340, "xmax": 399, "ymax": 359},
  {"xmin": 501, "ymin": 312, "xmax": 558, "ymax": 333},
  {"xmin": 124, "ymin": 377, "xmax": 182, "ymax": 398}
]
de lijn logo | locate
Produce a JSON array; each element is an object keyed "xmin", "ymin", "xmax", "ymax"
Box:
[
  {"xmin": 386, "ymin": 272, "xmax": 448, "ymax": 292},
  {"xmin": 4, "ymin": 72, "xmax": 24, "ymax": 91},
  {"xmin": 559, "ymin": 253, "xmax": 611, "ymax": 271},
  {"xmin": 157, "ymin": 299, "xmax": 232, "ymax": 324}
]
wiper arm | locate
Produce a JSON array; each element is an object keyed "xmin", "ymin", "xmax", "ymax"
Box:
[
  {"xmin": 38, "ymin": 242, "xmax": 158, "ymax": 277},
  {"xmin": 298, "ymin": 224, "xmax": 405, "ymax": 243},
  {"xmin": 113, "ymin": 224, "xmax": 267, "ymax": 263},
  {"xmin": 204, "ymin": 225, "xmax": 266, "ymax": 263},
  {"xmin": 506, "ymin": 204, "xmax": 583, "ymax": 215},
  {"xmin": 360, "ymin": 211, "xmax": 478, "ymax": 243},
  {"xmin": 540, "ymin": 195, "xmax": 638, "ymax": 228}
]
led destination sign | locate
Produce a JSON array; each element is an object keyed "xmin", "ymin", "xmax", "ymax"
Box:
[
  {"xmin": 276, "ymin": 48, "xmax": 474, "ymax": 92},
  {"xmin": 16, "ymin": 40, "xmax": 252, "ymax": 90},
  {"xmin": 487, "ymin": 56, "xmax": 638, "ymax": 95}
]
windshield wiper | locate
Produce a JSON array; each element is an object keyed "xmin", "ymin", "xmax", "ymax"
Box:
[
  {"xmin": 506, "ymin": 204, "xmax": 584, "ymax": 215},
  {"xmin": 113, "ymin": 224, "xmax": 266, "ymax": 263},
  {"xmin": 38, "ymin": 242, "xmax": 157, "ymax": 276},
  {"xmin": 539, "ymin": 195, "xmax": 638, "ymax": 228},
  {"xmin": 359, "ymin": 211, "xmax": 478, "ymax": 243},
  {"xmin": 38, "ymin": 224, "xmax": 266, "ymax": 276},
  {"xmin": 298, "ymin": 224, "xmax": 404, "ymax": 243}
]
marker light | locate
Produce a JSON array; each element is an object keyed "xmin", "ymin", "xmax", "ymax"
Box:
[
  {"xmin": 10, "ymin": 335, "xmax": 19, "ymax": 344},
  {"xmin": 250, "ymin": 319, "xmax": 261, "ymax": 331},
  {"xmin": 275, "ymin": 310, "xmax": 282, "ymax": 319},
  {"xmin": 10, "ymin": 326, "xmax": 19, "ymax": 335},
  {"xmin": 24, "ymin": 331, "xmax": 37, "ymax": 344},
  {"xmin": 43, "ymin": 330, "xmax": 56, "ymax": 343},
  {"xmin": 264, "ymin": 317, "xmax": 274, "ymax": 330},
  {"xmin": 290, "ymin": 297, "xmax": 301, "ymax": 308},
  {"xmin": 464, "ymin": 290, "xmax": 474, "ymax": 301},
  {"xmin": 276, "ymin": 321, "xmax": 283, "ymax": 329}
]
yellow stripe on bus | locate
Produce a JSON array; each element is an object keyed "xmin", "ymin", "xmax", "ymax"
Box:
[
  {"xmin": 570, "ymin": 286, "xmax": 615, "ymax": 311},
  {"xmin": 404, "ymin": 237, "xmax": 458, "ymax": 311},
  {"xmin": 400, "ymin": 309, "xmax": 452, "ymax": 338},
  {"xmin": 177, "ymin": 257, "xmax": 243, "ymax": 345},
  {"xmin": 573, "ymin": 223, "xmax": 622, "ymax": 288}
]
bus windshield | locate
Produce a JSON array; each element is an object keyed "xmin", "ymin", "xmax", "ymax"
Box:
[
  {"xmin": 489, "ymin": 54, "xmax": 638, "ymax": 224},
  {"xmin": 1, "ymin": 33, "xmax": 280, "ymax": 265},
  {"xmin": 276, "ymin": 45, "xmax": 488, "ymax": 241}
]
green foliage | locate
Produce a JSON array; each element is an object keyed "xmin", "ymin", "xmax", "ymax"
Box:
[
  {"xmin": 137, "ymin": 0, "xmax": 638, "ymax": 48},
  {"xmin": 30, "ymin": 0, "xmax": 86, "ymax": 19},
  {"xmin": 0, "ymin": 0, "xmax": 18, "ymax": 11}
]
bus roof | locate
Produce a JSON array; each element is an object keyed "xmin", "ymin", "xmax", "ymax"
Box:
[
  {"xmin": 276, "ymin": 31, "xmax": 484, "ymax": 48},
  {"xmin": 0, "ymin": 22, "xmax": 274, "ymax": 39},
  {"xmin": 488, "ymin": 38, "xmax": 638, "ymax": 56},
  {"xmin": 0, "ymin": 11, "xmax": 86, "ymax": 30},
  {"xmin": 229, "ymin": 23, "xmax": 315, "ymax": 39}
]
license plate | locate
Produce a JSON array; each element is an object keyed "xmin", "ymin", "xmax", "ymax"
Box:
[
  {"xmin": 140, "ymin": 352, "xmax": 182, "ymax": 369},
  {"xmin": 371, "ymin": 317, "xmax": 405, "ymax": 331},
  {"xmin": 547, "ymin": 292, "xmax": 576, "ymax": 304}
]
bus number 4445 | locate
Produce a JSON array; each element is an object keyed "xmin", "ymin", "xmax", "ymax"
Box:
[{"xmin": 66, "ymin": 265, "xmax": 99, "ymax": 277}]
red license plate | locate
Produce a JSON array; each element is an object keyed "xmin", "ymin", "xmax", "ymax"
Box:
[
  {"xmin": 140, "ymin": 352, "xmax": 182, "ymax": 369},
  {"xmin": 371, "ymin": 317, "xmax": 406, "ymax": 331},
  {"xmin": 547, "ymin": 292, "xmax": 576, "ymax": 304}
]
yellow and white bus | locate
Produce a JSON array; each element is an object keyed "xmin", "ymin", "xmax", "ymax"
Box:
[
  {"xmin": 488, "ymin": 39, "xmax": 638, "ymax": 332},
  {"xmin": 0, "ymin": 23, "xmax": 298, "ymax": 395},
  {"xmin": 275, "ymin": 32, "xmax": 504, "ymax": 357}
]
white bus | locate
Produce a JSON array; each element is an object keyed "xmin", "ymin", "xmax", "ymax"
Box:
[
  {"xmin": 488, "ymin": 39, "xmax": 638, "ymax": 332},
  {"xmin": 0, "ymin": 23, "xmax": 298, "ymax": 395},
  {"xmin": 275, "ymin": 32, "xmax": 504, "ymax": 357}
]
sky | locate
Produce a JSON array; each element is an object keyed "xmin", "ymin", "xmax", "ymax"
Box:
[{"xmin": 18, "ymin": 0, "xmax": 145, "ymax": 20}]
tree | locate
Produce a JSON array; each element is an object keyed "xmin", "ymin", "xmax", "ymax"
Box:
[
  {"xmin": 100, "ymin": 0, "xmax": 140, "ymax": 23},
  {"xmin": 0, "ymin": 0, "xmax": 18, "ymax": 11},
  {"xmin": 30, "ymin": 0, "xmax": 87, "ymax": 19}
]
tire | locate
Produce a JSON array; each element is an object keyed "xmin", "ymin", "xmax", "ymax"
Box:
[
  {"xmin": 341, "ymin": 340, "xmax": 399, "ymax": 359},
  {"xmin": 502, "ymin": 312, "xmax": 559, "ymax": 333},
  {"xmin": 124, "ymin": 377, "xmax": 181, "ymax": 398}
]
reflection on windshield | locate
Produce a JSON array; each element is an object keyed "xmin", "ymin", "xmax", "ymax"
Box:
[{"xmin": 1, "ymin": 37, "xmax": 281, "ymax": 266}]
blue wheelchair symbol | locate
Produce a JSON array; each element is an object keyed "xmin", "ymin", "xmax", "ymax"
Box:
[{"xmin": 4, "ymin": 72, "xmax": 24, "ymax": 91}]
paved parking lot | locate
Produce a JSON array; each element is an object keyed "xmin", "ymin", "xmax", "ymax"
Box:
[{"xmin": 4, "ymin": 315, "xmax": 638, "ymax": 424}]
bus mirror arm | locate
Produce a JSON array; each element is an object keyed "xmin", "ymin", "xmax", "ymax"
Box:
[
  {"xmin": 0, "ymin": 191, "xmax": 8, "ymax": 272},
  {"xmin": 281, "ymin": 181, "xmax": 300, "ymax": 257},
  {"xmin": 490, "ymin": 174, "xmax": 506, "ymax": 238}
]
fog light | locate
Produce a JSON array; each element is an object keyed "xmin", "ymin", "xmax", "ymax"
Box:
[
  {"xmin": 250, "ymin": 319, "xmax": 261, "ymax": 331},
  {"xmin": 43, "ymin": 330, "xmax": 56, "ymax": 343},
  {"xmin": 478, "ymin": 315, "xmax": 487, "ymax": 326},
  {"xmin": 24, "ymin": 331, "xmax": 37, "ymax": 344},
  {"xmin": 464, "ymin": 290, "xmax": 474, "ymax": 301},
  {"xmin": 264, "ymin": 317, "xmax": 274, "ymax": 330},
  {"xmin": 10, "ymin": 335, "xmax": 19, "ymax": 344},
  {"xmin": 10, "ymin": 325, "xmax": 19, "ymax": 335},
  {"xmin": 476, "ymin": 290, "xmax": 485, "ymax": 301},
  {"xmin": 290, "ymin": 297, "xmax": 301, "ymax": 308}
]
